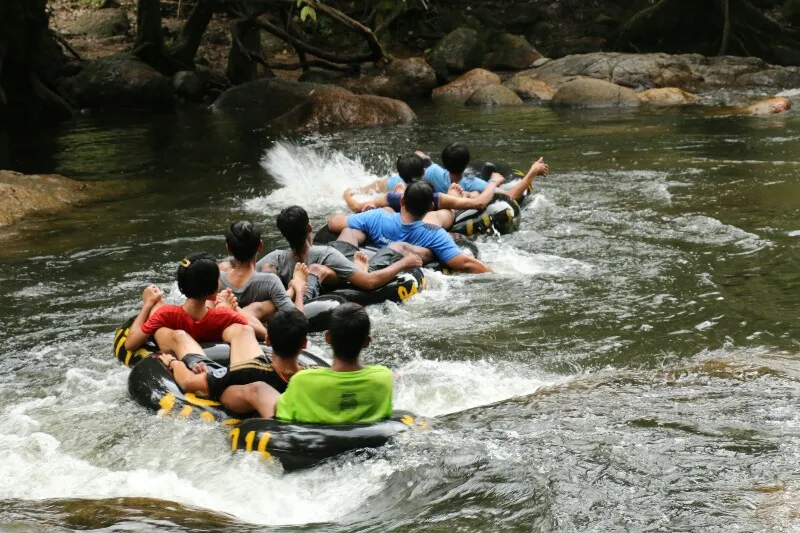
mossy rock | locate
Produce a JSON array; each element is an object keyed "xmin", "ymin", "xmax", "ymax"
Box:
[{"xmin": 428, "ymin": 27, "xmax": 486, "ymax": 82}]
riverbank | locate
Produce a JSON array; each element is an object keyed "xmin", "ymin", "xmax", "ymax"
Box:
[{"xmin": 0, "ymin": 170, "xmax": 141, "ymax": 227}]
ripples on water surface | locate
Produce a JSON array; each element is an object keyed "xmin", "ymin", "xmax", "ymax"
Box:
[{"xmin": 3, "ymin": 102, "xmax": 800, "ymax": 531}]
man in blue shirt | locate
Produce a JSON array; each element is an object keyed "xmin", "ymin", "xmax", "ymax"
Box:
[
  {"xmin": 422, "ymin": 142, "xmax": 548, "ymax": 200},
  {"xmin": 342, "ymin": 153, "xmax": 499, "ymax": 229},
  {"xmin": 328, "ymin": 181, "xmax": 492, "ymax": 274}
]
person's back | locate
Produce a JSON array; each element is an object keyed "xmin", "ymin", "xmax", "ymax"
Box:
[
  {"xmin": 345, "ymin": 182, "xmax": 464, "ymax": 265},
  {"xmin": 219, "ymin": 269, "xmax": 292, "ymax": 309},
  {"xmin": 275, "ymin": 366, "xmax": 392, "ymax": 424},
  {"xmin": 275, "ymin": 302, "xmax": 392, "ymax": 424}
]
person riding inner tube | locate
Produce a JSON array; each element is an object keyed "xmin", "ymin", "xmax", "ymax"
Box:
[
  {"xmin": 256, "ymin": 206, "xmax": 425, "ymax": 306},
  {"xmin": 118, "ymin": 304, "xmax": 430, "ymax": 470}
]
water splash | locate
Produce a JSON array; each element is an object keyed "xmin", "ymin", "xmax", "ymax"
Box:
[{"xmin": 245, "ymin": 141, "xmax": 388, "ymax": 215}]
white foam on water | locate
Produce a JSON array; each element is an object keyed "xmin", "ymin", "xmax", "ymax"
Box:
[
  {"xmin": 245, "ymin": 141, "xmax": 384, "ymax": 215},
  {"xmin": 476, "ymin": 240, "xmax": 593, "ymax": 277},
  {"xmin": 394, "ymin": 357, "xmax": 568, "ymax": 417}
]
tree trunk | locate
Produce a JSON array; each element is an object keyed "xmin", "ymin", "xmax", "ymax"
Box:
[
  {"xmin": 135, "ymin": 0, "xmax": 165, "ymax": 65},
  {"xmin": 0, "ymin": 0, "xmax": 71, "ymax": 124},
  {"xmin": 616, "ymin": 0, "xmax": 800, "ymax": 64},
  {"xmin": 226, "ymin": 17, "xmax": 260, "ymax": 85},
  {"xmin": 170, "ymin": 0, "xmax": 216, "ymax": 67}
]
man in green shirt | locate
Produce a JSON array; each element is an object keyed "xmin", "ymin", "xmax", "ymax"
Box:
[{"xmin": 257, "ymin": 302, "xmax": 393, "ymax": 424}]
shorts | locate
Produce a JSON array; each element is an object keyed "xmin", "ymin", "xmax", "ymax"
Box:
[
  {"xmin": 205, "ymin": 356, "xmax": 289, "ymax": 399},
  {"xmin": 304, "ymin": 273, "xmax": 322, "ymax": 302}
]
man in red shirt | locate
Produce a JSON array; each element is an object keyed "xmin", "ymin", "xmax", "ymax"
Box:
[{"xmin": 124, "ymin": 252, "xmax": 304, "ymax": 368}]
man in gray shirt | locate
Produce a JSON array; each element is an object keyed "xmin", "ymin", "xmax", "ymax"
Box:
[
  {"xmin": 221, "ymin": 221, "xmax": 306, "ymax": 320},
  {"xmin": 257, "ymin": 206, "xmax": 421, "ymax": 299}
]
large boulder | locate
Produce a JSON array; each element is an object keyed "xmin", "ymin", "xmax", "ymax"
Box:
[
  {"xmin": 503, "ymin": 76, "xmax": 554, "ymax": 101},
  {"xmin": 173, "ymin": 71, "xmax": 203, "ymax": 100},
  {"xmin": 483, "ymin": 33, "xmax": 541, "ymax": 71},
  {"xmin": 64, "ymin": 8, "xmax": 129, "ymax": 39},
  {"xmin": 551, "ymin": 77, "xmax": 640, "ymax": 107},
  {"xmin": 465, "ymin": 85, "xmax": 523, "ymax": 106},
  {"xmin": 59, "ymin": 56, "xmax": 174, "ymax": 110},
  {"xmin": 638, "ymin": 87, "xmax": 700, "ymax": 106},
  {"xmin": 213, "ymin": 78, "xmax": 329, "ymax": 119},
  {"xmin": 428, "ymin": 27, "xmax": 486, "ymax": 82},
  {"xmin": 342, "ymin": 58, "xmax": 437, "ymax": 99},
  {"xmin": 273, "ymin": 87, "xmax": 416, "ymax": 133},
  {"xmin": 432, "ymin": 68, "xmax": 501, "ymax": 102},
  {"xmin": 0, "ymin": 170, "xmax": 135, "ymax": 226},
  {"xmin": 525, "ymin": 52, "xmax": 800, "ymax": 91}
]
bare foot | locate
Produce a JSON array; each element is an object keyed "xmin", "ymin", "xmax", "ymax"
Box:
[
  {"xmin": 292, "ymin": 262, "xmax": 309, "ymax": 285},
  {"xmin": 353, "ymin": 251, "xmax": 370, "ymax": 272},
  {"xmin": 448, "ymin": 183, "xmax": 464, "ymax": 197},
  {"xmin": 215, "ymin": 288, "xmax": 239, "ymax": 311}
]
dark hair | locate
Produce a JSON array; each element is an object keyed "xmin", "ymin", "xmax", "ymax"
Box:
[
  {"xmin": 328, "ymin": 303, "xmax": 370, "ymax": 361},
  {"xmin": 396, "ymin": 153, "xmax": 425, "ymax": 184},
  {"xmin": 441, "ymin": 142, "xmax": 470, "ymax": 174},
  {"xmin": 276, "ymin": 206, "xmax": 309, "ymax": 253},
  {"xmin": 403, "ymin": 181, "xmax": 434, "ymax": 219},
  {"xmin": 267, "ymin": 308, "xmax": 308, "ymax": 358},
  {"xmin": 177, "ymin": 252, "xmax": 219, "ymax": 299},
  {"xmin": 224, "ymin": 221, "xmax": 262, "ymax": 262}
]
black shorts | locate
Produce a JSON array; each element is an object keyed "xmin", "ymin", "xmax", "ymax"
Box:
[{"xmin": 205, "ymin": 356, "xmax": 289, "ymax": 400}]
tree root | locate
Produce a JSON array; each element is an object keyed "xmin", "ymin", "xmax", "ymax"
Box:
[{"xmin": 49, "ymin": 29, "xmax": 84, "ymax": 61}]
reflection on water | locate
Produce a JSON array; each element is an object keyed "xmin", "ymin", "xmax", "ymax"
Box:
[{"xmin": 3, "ymin": 101, "xmax": 800, "ymax": 531}]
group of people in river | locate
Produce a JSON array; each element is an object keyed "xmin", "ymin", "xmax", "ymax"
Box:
[{"xmin": 124, "ymin": 142, "xmax": 549, "ymax": 426}]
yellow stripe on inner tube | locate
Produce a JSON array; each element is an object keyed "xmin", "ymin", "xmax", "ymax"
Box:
[
  {"xmin": 159, "ymin": 393, "xmax": 176, "ymax": 416},
  {"xmin": 397, "ymin": 282, "xmax": 418, "ymax": 301},
  {"xmin": 223, "ymin": 418, "xmax": 241, "ymax": 426},
  {"xmin": 113, "ymin": 327, "xmax": 125, "ymax": 347},
  {"xmin": 466, "ymin": 219, "xmax": 474, "ymax": 236},
  {"xmin": 513, "ymin": 168, "xmax": 525, "ymax": 177},
  {"xmin": 257, "ymin": 432, "xmax": 272, "ymax": 459},
  {"xmin": 244, "ymin": 430, "xmax": 256, "ymax": 451},
  {"xmin": 200, "ymin": 412, "xmax": 215, "ymax": 422},
  {"xmin": 400, "ymin": 415, "xmax": 415, "ymax": 426},
  {"xmin": 481, "ymin": 214, "xmax": 492, "ymax": 231},
  {"xmin": 230, "ymin": 428, "xmax": 240, "ymax": 450},
  {"xmin": 179, "ymin": 406, "xmax": 193, "ymax": 417},
  {"xmin": 184, "ymin": 393, "xmax": 222, "ymax": 407}
]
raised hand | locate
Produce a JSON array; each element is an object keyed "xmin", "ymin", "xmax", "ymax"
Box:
[{"xmin": 530, "ymin": 157, "xmax": 548, "ymax": 176}]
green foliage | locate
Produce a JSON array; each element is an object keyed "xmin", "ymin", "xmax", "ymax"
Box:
[{"xmin": 300, "ymin": 5, "xmax": 317, "ymax": 23}]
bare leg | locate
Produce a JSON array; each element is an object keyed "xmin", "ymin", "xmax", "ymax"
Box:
[
  {"xmin": 220, "ymin": 382, "xmax": 280, "ymax": 418},
  {"xmin": 154, "ymin": 328, "xmax": 204, "ymax": 360},
  {"xmin": 337, "ymin": 228, "xmax": 367, "ymax": 247},
  {"xmin": 423, "ymin": 209, "xmax": 455, "ymax": 229},
  {"xmin": 353, "ymin": 251, "xmax": 369, "ymax": 272},
  {"xmin": 222, "ymin": 323, "xmax": 262, "ymax": 366}
]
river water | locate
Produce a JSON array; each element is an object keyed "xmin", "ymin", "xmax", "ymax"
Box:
[{"xmin": 2, "ymin": 99, "xmax": 800, "ymax": 532}]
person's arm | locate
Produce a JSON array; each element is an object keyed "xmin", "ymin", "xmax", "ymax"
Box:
[
  {"xmin": 438, "ymin": 182, "xmax": 498, "ymax": 210},
  {"xmin": 497, "ymin": 158, "xmax": 548, "ymax": 201},
  {"xmin": 350, "ymin": 177, "xmax": 389, "ymax": 194},
  {"xmin": 346, "ymin": 254, "xmax": 423, "ymax": 290},
  {"xmin": 444, "ymin": 252, "xmax": 493, "ymax": 274},
  {"xmin": 343, "ymin": 188, "xmax": 389, "ymax": 213},
  {"xmin": 124, "ymin": 285, "xmax": 163, "ymax": 351},
  {"xmin": 157, "ymin": 354, "xmax": 208, "ymax": 393}
]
